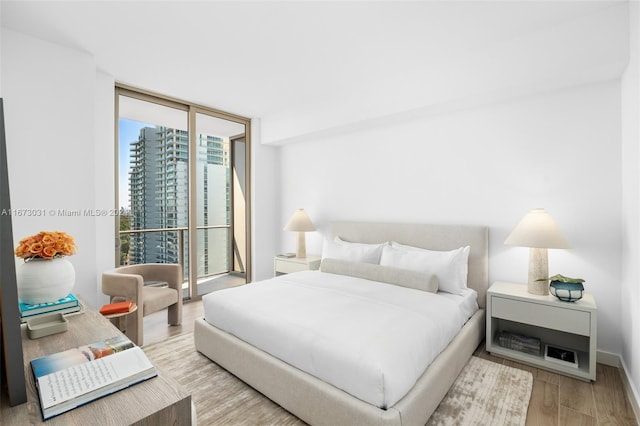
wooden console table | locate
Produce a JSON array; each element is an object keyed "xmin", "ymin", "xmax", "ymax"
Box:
[{"xmin": 0, "ymin": 302, "xmax": 192, "ymax": 425}]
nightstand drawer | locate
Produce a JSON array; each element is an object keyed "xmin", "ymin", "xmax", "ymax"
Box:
[
  {"xmin": 276, "ymin": 261, "xmax": 308, "ymax": 274},
  {"xmin": 492, "ymin": 296, "xmax": 591, "ymax": 336},
  {"xmin": 274, "ymin": 255, "xmax": 321, "ymax": 276}
]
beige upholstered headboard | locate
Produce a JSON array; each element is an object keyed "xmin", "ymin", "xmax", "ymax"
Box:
[{"xmin": 329, "ymin": 221, "xmax": 489, "ymax": 308}]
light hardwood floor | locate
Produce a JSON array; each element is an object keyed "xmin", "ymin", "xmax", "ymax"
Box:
[
  {"xmin": 144, "ymin": 300, "xmax": 639, "ymax": 426},
  {"xmin": 473, "ymin": 346, "xmax": 638, "ymax": 426},
  {"xmin": 142, "ymin": 297, "xmax": 205, "ymax": 347}
]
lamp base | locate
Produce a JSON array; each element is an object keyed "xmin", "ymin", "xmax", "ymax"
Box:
[
  {"xmin": 527, "ymin": 247, "xmax": 549, "ymax": 295},
  {"xmin": 296, "ymin": 232, "xmax": 307, "ymax": 258},
  {"xmin": 528, "ymin": 280, "xmax": 549, "ymax": 295}
]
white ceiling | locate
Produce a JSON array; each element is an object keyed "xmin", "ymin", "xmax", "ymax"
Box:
[{"xmin": 1, "ymin": 1, "xmax": 629, "ymax": 144}]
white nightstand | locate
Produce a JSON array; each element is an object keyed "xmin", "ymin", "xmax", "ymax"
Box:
[
  {"xmin": 274, "ymin": 255, "xmax": 321, "ymax": 276},
  {"xmin": 486, "ymin": 281, "xmax": 597, "ymax": 381}
]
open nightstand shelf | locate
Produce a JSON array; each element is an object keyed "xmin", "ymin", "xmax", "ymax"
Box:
[
  {"xmin": 488, "ymin": 324, "xmax": 593, "ymax": 379},
  {"xmin": 486, "ymin": 281, "xmax": 597, "ymax": 381}
]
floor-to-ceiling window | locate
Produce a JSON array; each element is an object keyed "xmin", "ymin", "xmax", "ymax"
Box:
[{"xmin": 115, "ymin": 86, "xmax": 251, "ymax": 299}]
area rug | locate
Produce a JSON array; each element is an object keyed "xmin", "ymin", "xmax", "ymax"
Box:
[
  {"xmin": 426, "ymin": 356, "xmax": 533, "ymax": 426},
  {"xmin": 143, "ymin": 333, "xmax": 533, "ymax": 426}
]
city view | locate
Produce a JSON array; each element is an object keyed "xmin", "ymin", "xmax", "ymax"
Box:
[{"xmin": 119, "ymin": 120, "xmax": 231, "ymax": 280}]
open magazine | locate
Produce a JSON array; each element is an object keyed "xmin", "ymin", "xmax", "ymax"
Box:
[{"xmin": 31, "ymin": 335, "xmax": 157, "ymax": 420}]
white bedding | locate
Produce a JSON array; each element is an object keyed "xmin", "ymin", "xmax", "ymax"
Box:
[{"xmin": 202, "ymin": 270, "xmax": 478, "ymax": 409}]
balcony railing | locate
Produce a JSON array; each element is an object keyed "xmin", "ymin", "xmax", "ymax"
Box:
[{"xmin": 119, "ymin": 224, "xmax": 231, "ymax": 282}]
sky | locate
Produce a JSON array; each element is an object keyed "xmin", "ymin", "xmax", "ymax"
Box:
[{"xmin": 118, "ymin": 119, "xmax": 153, "ymax": 209}]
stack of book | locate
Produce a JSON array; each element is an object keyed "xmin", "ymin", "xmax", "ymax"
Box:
[
  {"xmin": 19, "ymin": 294, "xmax": 81, "ymax": 323},
  {"xmin": 496, "ymin": 331, "xmax": 541, "ymax": 356},
  {"xmin": 99, "ymin": 300, "xmax": 136, "ymax": 316}
]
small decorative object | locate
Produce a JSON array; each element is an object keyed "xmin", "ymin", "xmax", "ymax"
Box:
[
  {"xmin": 544, "ymin": 344, "xmax": 579, "ymax": 368},
  {"xmin": 538, "ymin": 274, "xmax": 585, "ymax": 302},
  {"xmin": 15, "ymin": 231, "xmax": 77, "ymax": 304},
  {"xmin": 26, "ymin": 313, "xmax": 68, "ymax": 339}
]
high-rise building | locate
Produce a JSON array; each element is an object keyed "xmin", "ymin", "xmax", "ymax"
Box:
[{"xmin": 128, "ymin": 126, "xmax": 229, "ymax": 275}]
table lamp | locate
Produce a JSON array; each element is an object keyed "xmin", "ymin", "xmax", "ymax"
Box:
[
  {"xmin": 504, "ymin": 208, "xmax": 571, "ymax": 295},
  {"xmin": 284, "ymin": 209, "xmax": 316, "ymax": 258}
]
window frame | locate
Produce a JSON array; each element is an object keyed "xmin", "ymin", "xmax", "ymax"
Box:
[{"xmin": 114, "ymin": 84, "xmax": 252, "ymax": 295}]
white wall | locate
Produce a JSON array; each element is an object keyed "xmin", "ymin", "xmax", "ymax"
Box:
[
  {"xmin": 250, "ymin": 119, "xmax": 281, "ymax": 281},
  {"xmin": 94, "ymin": 70, "xmax": 116, "ymax": 307},
  {"xmin": 1, "ymin": 28, "xmax": 114, "ymax": 309},
  {"xmin": 279, "ymin": 81, "xmax": 623, "ymax": 355},
  {"xmin": 621, "ymin": 0, "xmax": 640, "ymax": 409}
]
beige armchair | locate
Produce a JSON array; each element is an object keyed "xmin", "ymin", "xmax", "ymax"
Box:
[{"xmin": 101, "ymin": 263, "xmax": 183, "ymax": 346}]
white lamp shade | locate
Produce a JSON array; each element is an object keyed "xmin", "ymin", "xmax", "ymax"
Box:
[
  {"xmin": 284, "ymin": 209, "xmax": 316, "ymax": 232},
  {"xmin": 505, "ymin": 208, "xmax": 571, "ymax": 249}
]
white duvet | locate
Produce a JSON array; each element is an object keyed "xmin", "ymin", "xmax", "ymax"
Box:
[{"xmin": 203, "ymin": 270, "xmax": 477, "ymax": 409}]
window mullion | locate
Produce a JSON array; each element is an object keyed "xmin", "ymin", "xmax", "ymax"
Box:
[{"xmin": 188, "ymin": 108, "xmax": 198, "ymax": 299}]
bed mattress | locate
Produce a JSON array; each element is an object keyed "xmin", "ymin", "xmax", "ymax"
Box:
[{"xmin": 202, "ymin": 270, "xmax": 478, "ymax": 409}]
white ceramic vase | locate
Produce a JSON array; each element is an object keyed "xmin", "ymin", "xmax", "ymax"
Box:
[{"xmin": 16, "ymin": 257, "xmax": 75, "ymax": 304}]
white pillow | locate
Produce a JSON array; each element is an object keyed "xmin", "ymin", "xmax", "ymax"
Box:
[
  {"xmin": 380, "ymin": 243, "xmax": 470, "ymax": 294},
  {"xmin": 321, "ymin": 238, "xmax": 385, "ymax": 264}
]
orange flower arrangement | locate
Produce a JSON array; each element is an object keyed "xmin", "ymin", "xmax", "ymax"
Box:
[{"xmin": 15, "ymin": 231, "xmax": 77, "ymax": 260}]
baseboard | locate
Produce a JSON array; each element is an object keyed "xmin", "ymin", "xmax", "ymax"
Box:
[
  {"xmin": 620, "ymin": 357, "xmax": 640, "ymax": 423},
  {"xmin": 596, "ymin": 350, "xmax": 620, "ymax": 367},
  {"xmin": 597, "ymin": 350, "xmax": 640, "ymax": 422}
]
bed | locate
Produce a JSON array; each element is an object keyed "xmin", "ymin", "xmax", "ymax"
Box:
[{"xmin": 194, "ymin": 221, "xmax": 488, "ymax": 425}]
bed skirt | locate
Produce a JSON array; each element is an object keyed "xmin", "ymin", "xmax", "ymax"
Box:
[{"xmin": 194, "ymin": 309, "xmax": 485, "ymax": 426}]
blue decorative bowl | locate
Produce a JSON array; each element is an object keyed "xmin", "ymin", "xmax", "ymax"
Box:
[{"xmin": 549, "ymin": 280, "xmax": 584, "ymax": 302}]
